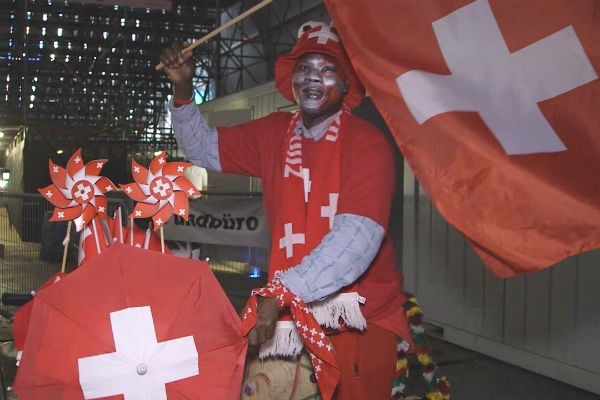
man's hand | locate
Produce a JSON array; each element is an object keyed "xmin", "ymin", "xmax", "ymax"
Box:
[
  {"xmin": 247, "ymin": 296, "xmax": 279, "ymax": 347},
  {"xmin": 159, "ymin": 42, "xmax": 195, "ymax": 99}
]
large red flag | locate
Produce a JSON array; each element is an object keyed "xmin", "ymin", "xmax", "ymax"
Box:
[{"xmin": 325, "ymin": 0, "xmax": 600, "ymax": 277}]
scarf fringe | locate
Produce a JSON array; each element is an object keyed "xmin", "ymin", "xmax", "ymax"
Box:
[
  {"xmin": 309, "ymin": 292, "xmax": 367, "ymax": 330},
  {"xmin": 259, "ymin": 321, "xmax": 304, "ymax": 359}
]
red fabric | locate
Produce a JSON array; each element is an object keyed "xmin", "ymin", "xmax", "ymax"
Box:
[
  {"xmin": 13, "ymin": 244, "xmax": 246, "ymax": 399},
  {"xmin": 218, "ymin": 112, "xmax": 405, "ymax": 324},
  {"xmin": 328, "ymin": 325, "xmax": 398, "ymax": 400},
  {"xmin": 269, "ymin": 111, "xmax": 344, "ymax": 274},
  {"xmin": 12, "ymin": 273, "xmax": 66, "ymax": 352},
  {"xmin": 324, "ymin": 0, "xmax": 600, "ymax": 277},
  {"xmin": 241, "ymin": 281, "xmax": 340, "ymax": 400}
]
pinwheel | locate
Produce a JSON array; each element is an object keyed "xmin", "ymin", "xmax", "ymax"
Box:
[
  {"xmin": 38, "ymin": 149, "xmax": 117, "ymax": 232},
  {"xmin": 38, "ymin": 149, "xmax": 116, "ymax": 272},
  {"xmin": 120, "ymin": 151, "xmax": 199, "ymax": 230}
]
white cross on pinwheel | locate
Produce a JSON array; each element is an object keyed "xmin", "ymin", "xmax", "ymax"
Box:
[
  {"xmin": 308, "ymin": 24, "xmax": 339, "ymax": 45},
  {"xmin": 78, "ymin": 306, "xmax": 199, "ymax": 400},
  {"xmin": 152, "ymin": 180, "xmax": 171, "ymax": 198},
  {"xmin": 396, "ymin": 0, "xmax": 598, "ymax": 155},
  {"xmin": 279, "ymin": 222, "xmax": 305, "ymax": 259},
  {"xmin": 74, "ymin": 183, "xmax": 92, "ymax": 202},
  {"xmin": 320, "ymin": 193, "xmax": 339, "ymax": 229}
]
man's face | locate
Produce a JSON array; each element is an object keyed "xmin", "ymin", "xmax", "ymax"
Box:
[{"xmin": 292, "ymin": 53, "xmax": 347, "ymax": 128}]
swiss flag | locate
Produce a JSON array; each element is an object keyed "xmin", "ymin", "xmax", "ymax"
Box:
[
  {"xmin": 325, "ymin": 0, "xmax": 600, "ymax": 276},
  {"xmin": 77, "ymin": 217, "xmax": 107, "ymax": 267}
]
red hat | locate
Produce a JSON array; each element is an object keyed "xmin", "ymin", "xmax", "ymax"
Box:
[{"xmin": 275, "ymin": 22, "xmax": 365, "ymax": 110}]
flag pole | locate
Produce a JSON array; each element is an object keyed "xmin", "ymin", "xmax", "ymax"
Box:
[
  {"xmin": 61, "ymin": 221, "xmax": 72, "ymax": 274},
  {"xmin": 160, "ymin": 227, "xmax": 165, "ymax": 254},
  {"xmin": 154, "ymin": 0, "xmax": 273, "ymax": 71}
]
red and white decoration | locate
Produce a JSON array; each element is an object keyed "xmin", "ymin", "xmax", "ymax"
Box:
[
  {"xmin": 38, "ymin": 149, "xmax": 117, "ymax": 231},
  {"xmin": 120, "ymin": 151, "xmax": 199, "ymax": 230},
  {"xmin": 325, "ymin": 0, "xmax": 600, "ymax": 276},
  {"xmin": 241, "ymin": 281, "xmax": 340, "ymax": 400},
  {"xmin": 78, "ymin": 306, "xmax": 199, "ymax": 400}
]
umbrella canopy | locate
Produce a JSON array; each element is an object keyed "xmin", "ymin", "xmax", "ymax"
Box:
[
  {"xmin": 12, "ymin": 273, "xmax": 66, "ymax": 356},
  {"xmin": 13, "ymin": 244, "xmax": 246, "ymax": 399}
]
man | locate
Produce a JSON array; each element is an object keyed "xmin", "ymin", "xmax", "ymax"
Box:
[{"xmin": 161, "ymin": 21, "xmax": 411, "ymax": 399}]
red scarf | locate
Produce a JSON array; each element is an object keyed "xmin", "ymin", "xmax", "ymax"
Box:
[{"xmin": 241, "ymin": 281, "xmax": 340, "ymax": 400}]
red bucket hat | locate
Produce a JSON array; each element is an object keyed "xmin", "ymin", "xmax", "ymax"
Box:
[{"xmin": 275, "ymin": 21, "xmax": 365, "ymax": 110}]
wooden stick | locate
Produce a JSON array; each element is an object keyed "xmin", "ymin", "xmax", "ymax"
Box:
[
  {"xmin": 61, "ymin": 221, "xmax": 72, "ymax": 274},
  {"xmin": 155, "ymin": 0, "xmax": 273, "ymax": 71},
  {"xmin": 160, "ymin": 226, "xmax": 165, "ymax": 254}
]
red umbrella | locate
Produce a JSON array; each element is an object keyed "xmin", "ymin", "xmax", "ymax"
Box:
[
  {"xmin": 13, "ymin": 244, "xmax": 246, "ymax": 399},
  {"xmin": 12, "ymin": 272, "xmax": 66, "ymax": 362}
]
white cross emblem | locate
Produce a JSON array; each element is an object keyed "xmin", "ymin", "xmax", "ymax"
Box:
[
  {"xmin": 74, "ymin": 156, "xmax": 81, "ymax": 163},
  {"xmin": 96, "ymin": 162, "xmax": 103, "ymax": 169},
  {"xmin": 57, "ymin": 211, "xmax": 64, "ymax": 219},
  {"xmin": 320, "ymin": 193, "xmax": 339, "ymax": 229},
  {"xmin": 135, "ymin": 210, "xmax": 142, "ymax": 217},
  {"xmin": 74, "ymin": 183, "xmax": 92, "ymax": 201},
  {"xmin": 98, "ymin": 206, "xmax": 105, "ymax": 213},
  {"xmin": 396, "ymin": 0, "xmax": 598, "ymax": 155},
  {"xmin": 158, "ymin": 157, "xmax": 165, "ymax": 164},
  {"xmin": 308, "ymin": 25, "xmax": 339, "ymax": 45},
  {"xmin": 78, "ymin": 306, "xmax": 199, "ymax": 400},
  {"xmin": 152, "ymin": 180, "xmax": 171, "ymax": 198},
  {"xmin": 134, "ymin": 166, "xmax": 140, "ymax": 173},
  {"xmin": 177, "ymin": 166, "xmax": 184, "ymax": 173},
  {"xmin": 105, "ymin": 185, "xmax": 112, "ymax": 191},
  {"xmin": 45, "ymin": 190, "xmax": 53, "ymax": 198},
  {"xmin": 279, "ymin": 223, "xmax": 305, "ymax": 259},
  {"xmin": 52, "ymin": 166, "xmax": 59, "ymax": 173},
  {"xmin": 125, "ymin": 186, "xmax": 133, "ymax": 193},
  {"xmin": 156, "ymin": 218, "xmax": 163, "ymax": 226},
  {"xmin": 187, "ymin": 188, "xmax": 195, "ymax": 196},
  {"xmin": 179, "ymin": 209, "xmax": 186, "ymax": 216}
]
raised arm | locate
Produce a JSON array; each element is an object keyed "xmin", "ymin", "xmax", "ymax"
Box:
[{"xmin": 160, "ymin": 42, "xmax": 221, "ymax": 171}]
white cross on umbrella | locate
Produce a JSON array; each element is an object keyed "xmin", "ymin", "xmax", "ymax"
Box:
[{"xmin": 78, "ymin": 306, "xmax": 199, "ymax": 400}]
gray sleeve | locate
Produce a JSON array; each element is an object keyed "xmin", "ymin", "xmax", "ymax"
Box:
[
  {"xmin": 277, "ymin": 213, "xmax": 385, "ymax": 303},
  {"xmin": 169, "ymin": 101, "xmax": 222, "ymax": 171}
]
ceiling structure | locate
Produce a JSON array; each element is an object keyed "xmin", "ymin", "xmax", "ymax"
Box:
[{"xmin": 0, "ymin": 0, "xmax": 326, "ymax": 157}]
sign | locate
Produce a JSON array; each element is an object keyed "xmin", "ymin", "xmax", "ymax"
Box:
[{"xmin": 163, "ymin": 196, "xmax": 269, "ymax": 247}]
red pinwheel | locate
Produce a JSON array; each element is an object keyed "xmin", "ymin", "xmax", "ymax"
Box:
[
  {"xmin": 38, "ymin": 149, "xmax": 117, "ymax": 231},
  {"xmin": 120, "ymin": 151, "xmax": 199, "ymax": 230}
]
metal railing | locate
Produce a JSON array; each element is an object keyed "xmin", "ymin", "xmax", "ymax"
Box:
[{"xmin": 0, "ymin": 191, "xmax": 269, "ymax": 312}]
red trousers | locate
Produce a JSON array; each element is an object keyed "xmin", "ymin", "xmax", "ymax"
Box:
[{"xmin": 328, "ymin": 324, "xmax": 397, "ymax": 400}]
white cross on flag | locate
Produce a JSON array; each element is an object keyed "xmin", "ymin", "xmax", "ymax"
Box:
[{"xmin": 325, "ymin": 0, "xmax": 600, "ymax": 276}]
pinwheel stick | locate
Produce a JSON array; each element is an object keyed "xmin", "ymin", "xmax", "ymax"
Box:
[
  {"xmin": 61, "ymin": 221, "xmax": 72, "ymax": 273},
  {"xmin": 154, "ymin": 0, "xmax": 273, "ymax": 71},
  {"xmin": 160, "ymin": 227, "xmax": 165, "ymax": 254}
]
